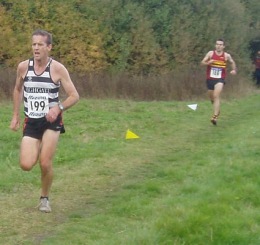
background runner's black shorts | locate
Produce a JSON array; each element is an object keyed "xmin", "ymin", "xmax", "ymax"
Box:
[
  {"xmin": 206, "ymin": 79, "xmax": 226, "ymax": 90},
  {"xmin": 23, "ymin": 114, "xmax": 65, "ymax": 140}
]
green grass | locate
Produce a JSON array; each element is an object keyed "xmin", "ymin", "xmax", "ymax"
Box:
[{"xmin": 0, "ymin": 93, "xmax": 260, "ymax": 245}]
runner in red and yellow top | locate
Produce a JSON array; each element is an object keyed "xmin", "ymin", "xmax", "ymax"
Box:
[
  {"xmin": 206, "ymin": 52, "xmax": 227, "ymax": 80},
  {"xmin": 201, "ymin": 39, "xmax": 237, "ymax": 125}
]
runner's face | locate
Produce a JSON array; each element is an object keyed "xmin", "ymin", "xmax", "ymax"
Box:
[
  {"xmin": 32, "ymin": 35, "xmax": 52, "ymax": 60},
  {"xmin": 215, "ymin": 41, "xmax": 225, "ymax": 53}
]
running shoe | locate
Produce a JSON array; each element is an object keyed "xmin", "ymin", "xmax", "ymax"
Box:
[
  {"xmin": 38, "ymin": 197, "xmax": 51, "ymax": 213},
  {"xmin": 210, "ymin": 115, "xmax": 218, "ymax": 125}
]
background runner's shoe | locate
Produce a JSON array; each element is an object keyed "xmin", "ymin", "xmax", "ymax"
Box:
[
  {"xmin": 38, "ymin": 197, "xmax": 52, "ymax": 213},
  {"xmin": 211, "ymin": 115, "xmax": 218, "ymax": 125}
]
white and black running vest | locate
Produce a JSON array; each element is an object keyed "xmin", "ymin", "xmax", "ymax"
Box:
[{"xmin": 23, "ymin": 58, "xmax": 60, "ymax": 118}]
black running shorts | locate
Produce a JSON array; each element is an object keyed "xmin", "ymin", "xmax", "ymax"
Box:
[
  {"xmin": 206, "ymin": 79, "xmax": 226, "ymax": 90},
  {"xmin": 23, "ymin": 114, "xmax": 65, "ymax": 140}
]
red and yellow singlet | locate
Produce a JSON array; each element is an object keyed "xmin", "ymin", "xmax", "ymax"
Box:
[{"xmin": 206, "ymin": 51, "xmax": 227, "ymax": 80}]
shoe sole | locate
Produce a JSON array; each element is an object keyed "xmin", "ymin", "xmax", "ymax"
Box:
[
  {"xmin": 211, "ymin": 119, "xmax": 217, "ymax": 125},
  {"xmin": 39, "ymin": 208, "xmax": 51, "ymax": 213}
]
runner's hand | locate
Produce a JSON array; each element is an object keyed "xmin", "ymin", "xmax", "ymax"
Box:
[
  {"xmin": 45, "ymin": 106, "xmax": 60, "ymax": 123},
  {"xmin": 10, "ymin": 117, "xmax": 20, "ymax": 131}
]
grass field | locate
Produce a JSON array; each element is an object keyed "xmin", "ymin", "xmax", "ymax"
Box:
[{"xmin": 0, "ymin": 93, "xmax": 260, "ymax": 245}]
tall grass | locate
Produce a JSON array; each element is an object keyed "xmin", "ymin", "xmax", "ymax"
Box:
[{"xmin": 0, "ymin": 66, "xmax": 255, "ymax": 102}]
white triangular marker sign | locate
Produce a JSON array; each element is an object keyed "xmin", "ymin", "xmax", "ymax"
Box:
[{"xmin": 188, "ymin": 104, "xmax": 198, "ymax": 111}]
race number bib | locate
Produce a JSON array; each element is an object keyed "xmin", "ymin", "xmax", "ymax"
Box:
[
  {"xmin": 210, "ymin": 67, "xmax": 222, "ymax": 79},
  {"xmin": 27, "ymin": 93, "xmax": 49, "ymax": 118}
]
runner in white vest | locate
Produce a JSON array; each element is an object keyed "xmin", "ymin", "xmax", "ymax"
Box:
[{"xmin": 10, "ymin": 29, "xmax": 79, "ymax": 212}]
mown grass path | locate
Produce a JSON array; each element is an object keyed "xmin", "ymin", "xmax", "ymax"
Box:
[{"xmin": 0, "ymin": 94, "xmax": 260, "ymax": 244}]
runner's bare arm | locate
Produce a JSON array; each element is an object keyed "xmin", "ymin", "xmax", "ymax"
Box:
[
  {"xmin": 201, "ymin": 51, "xmax": 214, "ymax": 66},
  {"xmin": 226, "ymin": 53, "xmax": 237, "ymax": 75},
  {"xmin": 10, "ymin": 61, "xmax": 28, "ymax": 131},
  {"xmin": 46, "ymin": 61, "xmax": 79, "ymax": 122},
  {"xmin": 52, "ymin": 61, "xmax": 79, "ymax": 110}
]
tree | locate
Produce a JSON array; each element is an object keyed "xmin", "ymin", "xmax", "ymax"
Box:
[
  {"xmin": 0, "ymin": 0, "xmax": 256, "ymax": 75},
  {"xmin": 0, "ymin": 5, "xmax": 15, "ymax": 66}
]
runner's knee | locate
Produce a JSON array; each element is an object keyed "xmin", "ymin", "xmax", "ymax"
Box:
[{"xmin": 20, "ymin": 162, "xmax": 34, "ymax": 171}]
